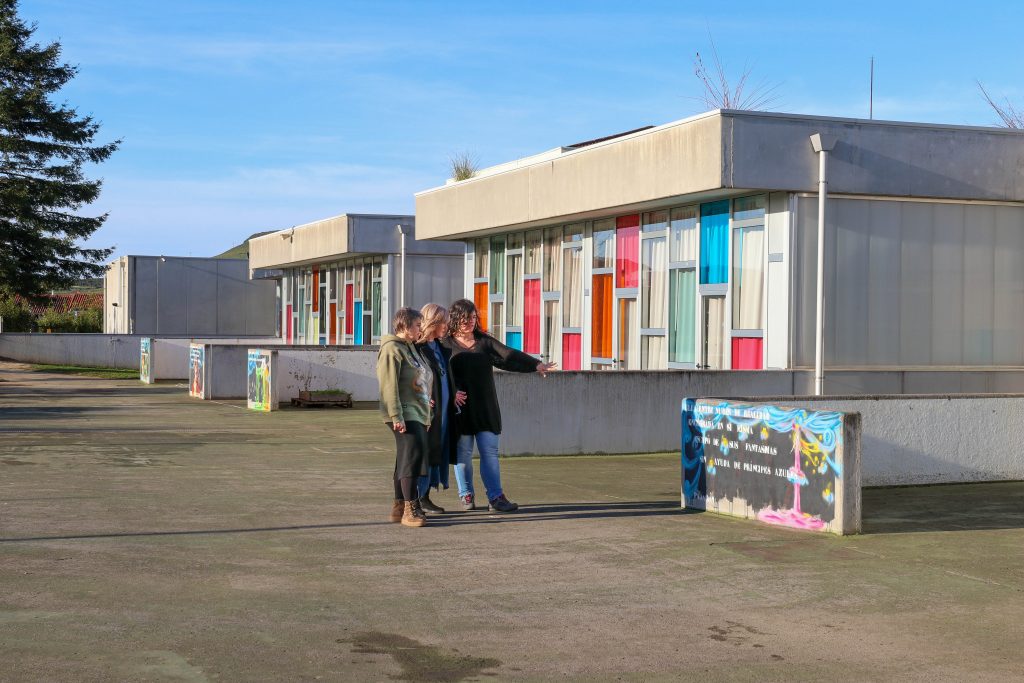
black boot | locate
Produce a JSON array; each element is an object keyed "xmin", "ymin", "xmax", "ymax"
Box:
[{"xmin": 419, "ymin": 492, "xmax": 445, "ymax": 513}]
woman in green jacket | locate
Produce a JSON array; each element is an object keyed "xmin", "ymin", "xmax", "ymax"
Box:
[{"xmin": 377, "ymin": 307, "xmax": 434, "ymax": 527}]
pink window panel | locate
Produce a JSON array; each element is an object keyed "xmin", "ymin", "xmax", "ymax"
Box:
[
  {"xmin": 345, "ymin": 283, "xmax": 354, "ymax": 336},
  {"xmin": 616, "ymin": 214, "xmax": 640, "ymax": 288},
  {"xmin": 286, "ymin": 304, "xmax": 293, "ymax": 344},
  {"xmin": 523, "ymin": 279, "xmax": 541, "ymax": 354},
  {"xmin": 731, "ymin": 337, "xmax": 763, "ymax": 370},
  {"xmin": 561, "ymin": 333, "xmax": 582, "ymax": 371}
]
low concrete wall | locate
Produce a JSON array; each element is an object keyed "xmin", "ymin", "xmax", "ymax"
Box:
[
  {"xmin": 495, "ymin": 371, "xmax": 1024, "ymax": 485},
  {"xmin": 151, "ymin": 337, "xmax": 281, "ymax": 381},
  {"xmin": 0, "ymin": 333, "xmax": 280, "ymax": 373},
  {"xmin": 275, "ymin": 348, "xmax": 379, "ymax": 403},
  {"xmin": 0, "ymin": 334, "xmax": 146, "ymax": 368}
]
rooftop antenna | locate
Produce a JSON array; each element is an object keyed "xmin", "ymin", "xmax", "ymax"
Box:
[{"xmin": 869, "ymin": 56, "xmax": 874, "ymax": 120}]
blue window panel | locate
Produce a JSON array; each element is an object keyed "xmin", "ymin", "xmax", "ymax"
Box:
[
  {"xmin": 700, "ymin": 200, "xmax": 730, "ymax": 284},
  {"xmin": 353, "ymin": 301, "xmax": 363, "ymax": 344},
  {"xmin": 506, "ymin": 331, "xmax": 523, "ymax": 350}
]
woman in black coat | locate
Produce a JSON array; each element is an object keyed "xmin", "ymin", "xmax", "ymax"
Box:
[
  {"xmin": 442, "ymin": 298, "xmax": 556, "ymax": 513},
  {"xmin": 415, "ymin": 303, "xmax": 465, "ymax": 513}
]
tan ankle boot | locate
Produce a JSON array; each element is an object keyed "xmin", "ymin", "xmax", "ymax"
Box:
[
  {"xmin": 389, "ymin": 499, "xmax": 404, "ymax": 523},
  {"xmin": 401, "ymin": 501, "xmax": 426, "ymax": 527}
]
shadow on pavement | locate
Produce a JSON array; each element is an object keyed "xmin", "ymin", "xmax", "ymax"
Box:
[{"xmin": 862, "ymin": 481, "xmax": 1024, "ymax": 534}]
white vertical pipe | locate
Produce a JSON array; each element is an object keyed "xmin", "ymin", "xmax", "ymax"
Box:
[
  {"xmin": 398, "ymin": 224, "xmax": 407, "ymax": 308},
  {"xmin": 814, "ymin": 149, "xmax": 828, "ymax": 396}
]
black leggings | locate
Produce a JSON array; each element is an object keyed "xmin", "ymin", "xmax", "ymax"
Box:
[{"xmin": 388, "ymin": 421, "xmax": 428, "ymax": 501}]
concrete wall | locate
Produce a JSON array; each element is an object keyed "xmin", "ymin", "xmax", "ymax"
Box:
[
  {"xmin": 493, "ymin": 371, "xmax": 1024, "ymax": 485},
  {"xmin": 104, "ymin": 256, "xmax": 278, "ymax": 336},
  {"xmin": 275, "ymin": 348, "xmax": 379, "ymax": 403},
  {"xmin": 207, "ymin": 345, "xmax": 250, "ymax": 399},
  {"xmin": 149, "ymin": 337, "xmax": 281, "ymax": 382},
  {"xmin": 0, "ymin": 334, "xmax": 148, "ymax": 368}
]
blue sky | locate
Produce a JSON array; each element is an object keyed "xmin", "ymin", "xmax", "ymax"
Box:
[{"xmin": 18, "ymin": 0, "xmax": 1024, "ymax": 259}]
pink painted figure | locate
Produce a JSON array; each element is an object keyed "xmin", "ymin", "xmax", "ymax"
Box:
[{"xmin": 757, "ymin": 423, "xmax": 826, "ymax": 531}]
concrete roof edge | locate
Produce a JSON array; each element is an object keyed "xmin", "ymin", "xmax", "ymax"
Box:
[
  {"xmin": 415, "ymin": 109, "xmax": 1024, "ymax": 199},
  {"xmin": 414, "ymin": 109, "xmax": 726, "ymax": 197},
  {"xmin": 251, "ymin": 213, "xmax": 416, "ymax": 244}
]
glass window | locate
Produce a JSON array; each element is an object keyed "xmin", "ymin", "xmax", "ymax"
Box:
[
  {"xmin": 372, "ymin": 259, "xmax": 382, "ymax": 278},
  {"xmin": 372, "ymin": 281, "xmax": 383, "ymax": 337},
  {"xmin": 699, "ymin": 201, "xmax": 729, "ymax": 284},
  {"xmin": 362, "ymin": 261, "xmax": 372, "ymax": 304},
  {"xmin": 473, "ymin": 282, "xmax": 489, "ymax": 331},
  {"xmin": 490, "ymin": 301, "xmax": 504, "ymax": 342},
  {"xmin": 353, "ymin": 263, "xmax": 363, "ymax": 298},
  {"xmin": 543, "ymin": 300, "xmax": 560, "ymax": 364},
  {"xmin": 508, "ymin": 232, "xmax": 523, "ymax": 250},
  {"xmin": 489, "ymin": 237, "xmax": 505, "ymax": 293},
  {"xmin": 703, "ymin": 296, "xmax": 726, "ymax": 369},
  {"xmin": 669, "ymin": 269, "xmax": 696, "ymax": 363},
  {"xmin": 593, "ymin": 218, "xmax": 615, "ymax": 269},
  {"xmin": 524, "ymin": 278, "xmax": 541, "ymax": 354},
  {"xmin": 618, "ymin": 298, "xmax": 638, "ymax": 369},
  {"xmin": 591, "ymin": 273, "xmax": 612, "ymax": 358},
  {"xmin": 734, "ymin": 195, "xmax": 766, "ymax": 222},
  {"xmin": 616, "ymin": 215, "xmax": 640, "ymax": 289},
  {"xmin": 733, "ymin": 225, "xmax": 765, "ymax": 329},
  {"xmin": 641, "ymin": 237, "xmax": 667, "ymax": 328},
  {"xmin": 525, "ymin": 230, "xmax": 542, "ymax": 275},
  {"xmin": 474, "ymin": 238, "xmax": 489, "ymax": 280},
  {"xmin": 642, "ymin": 210, "xmax": 669, "ymax": 233},
  {"xmin": 642, "ymin": 336, "xmax": 666, "ymax": 370},
  {"xmin": 564, "ymin": 222, "xmax": 584, "ymax": 243},
  {"xmin": 506, "ymin": 252, "xmax": 523, "ymax": 326},
  {"xmin": 562, "ymin": 247, "xmax": 583, "ymax": 327},
  {"xmin": 543, "ymin": 228, "xmax": 561, "ymax": 292},
  {"xmin": 670, "ymin": 206, "xmax": 698, "ymax": 262}
]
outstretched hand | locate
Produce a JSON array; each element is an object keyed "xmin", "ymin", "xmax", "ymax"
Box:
[{"xmin": 536, "ymin": 362, "xmax": 557, "ymax": 377}]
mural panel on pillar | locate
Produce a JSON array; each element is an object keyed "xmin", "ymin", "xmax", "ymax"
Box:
[
  {"xmin": 139, "ymin": 338, "xmax": 153, "ymax": 384},
  {"xmin": 681, "ymin": 398, "xmax": 860, "ymax": 535}
]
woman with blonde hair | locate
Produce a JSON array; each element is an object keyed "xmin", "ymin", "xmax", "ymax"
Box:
[
  {"xmin": 415, "ymin": 303, "xmax": 466, "ymax": 513},
  {"xmin": 377, "ymin": 307, "xmax": 433, "ymax": 527}
]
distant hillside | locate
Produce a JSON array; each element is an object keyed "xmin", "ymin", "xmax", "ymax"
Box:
[{"xmin": 214, "ymin": 231, "xmax": 275, "ymax": 259}]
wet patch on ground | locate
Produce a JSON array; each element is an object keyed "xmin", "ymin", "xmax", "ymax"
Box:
[{"xmin": 346, "ymin": 631, "xmax": 500, "ymax": 682}]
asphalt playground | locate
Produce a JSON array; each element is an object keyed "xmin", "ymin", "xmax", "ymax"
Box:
[{"xmin": 0, "ymin": 360, "xmax": 1022, "ymax": 682}]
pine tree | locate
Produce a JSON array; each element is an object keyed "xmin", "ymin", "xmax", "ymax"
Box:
[{"xmin": 0, "ymin": 0, "xmax": 119, "ymax": 297}]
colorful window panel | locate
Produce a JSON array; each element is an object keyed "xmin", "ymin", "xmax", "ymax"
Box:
[
  {"xmin": 561, "ymin": 332, "xmax": 581, "ymax": 371},
  {"xmin": 731, "ymin": 337, "xmax": 763, "ymax": 370},
  {"xmin": 669, "ymin": 269, "xmax": 696, "ymax": 363},
  {"xmin": 616, "ymin": 214, "xmax": 640, "ymax": 288},
  {"xmin": 591, "ymin": 273, "xmax": 613, "ymax": 358},
  {"xmin": 345, "ymin": 284, "xmax": 354, "ymax": 336},
  {"xmin": 506, "ymin": 331, "xmax": 523, "ymax": 350},
  {"xmin": 700, "ymin": 201, "xmax": 729, "ymax": 284},
  {"xmin": 474, "ymin": 282, "xmax": 488, "ymax": 332},
  {"xmin": 524, "ymin": 279, "xmax": 541, "ymax": 354},
  {"xmin": 353, "ymin": 300, "xmax": 363, "ymax": 342}
]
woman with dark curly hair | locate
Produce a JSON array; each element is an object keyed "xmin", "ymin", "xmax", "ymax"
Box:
[{"xmin": 442, "ymin": 298, "xmax": 556, "ymax": 512}]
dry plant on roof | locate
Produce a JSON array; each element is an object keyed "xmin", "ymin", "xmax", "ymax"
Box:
[
  {"xmin": 693, "ymin": 34, "xmax": 780, "ymax": 111},
  {"xmin": 977, "ymin": 81, "xmax": 1024, "ymax": 129},
  {"xmin": 449, "ymin": 151, "xmax": 479, "ymax": 181}
]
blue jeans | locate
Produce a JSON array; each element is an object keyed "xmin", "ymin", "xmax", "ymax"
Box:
[{"xmin": 454, "ymin": 431, "xmax": 502, "ymax": 501}]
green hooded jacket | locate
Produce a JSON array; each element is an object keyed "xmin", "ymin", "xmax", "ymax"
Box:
[{"xmin": 377, "ymin": 334, "xmax": 433, "ymax": 427}]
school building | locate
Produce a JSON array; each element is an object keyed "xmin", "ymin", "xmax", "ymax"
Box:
[
  {"xmin": 247, "ymin": 213, "xmax": 464, "ymax": 345},
  {"xmin": 414, "ymin": 109, "xmax": 1024, "ymax": 371}
]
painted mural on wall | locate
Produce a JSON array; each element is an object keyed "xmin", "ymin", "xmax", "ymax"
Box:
[
  {"xmin": 247, "ymin": 349, "xmax": 273, "ymax": 412},
  {"xmin": 139, "ymin": 338, "xmax": 153, "ymax": 383},
  {"xmin": 681, "ymin": 399, "xmax": 844, "ymax": 532},
  {"xmin": 188, "ymin": 343, "xmax": 205, "ymax": 398}
]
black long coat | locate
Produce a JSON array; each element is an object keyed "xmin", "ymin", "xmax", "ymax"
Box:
[{"xmin": 416, "ymin": 340, "xmax": 459, "ymax": 468}]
